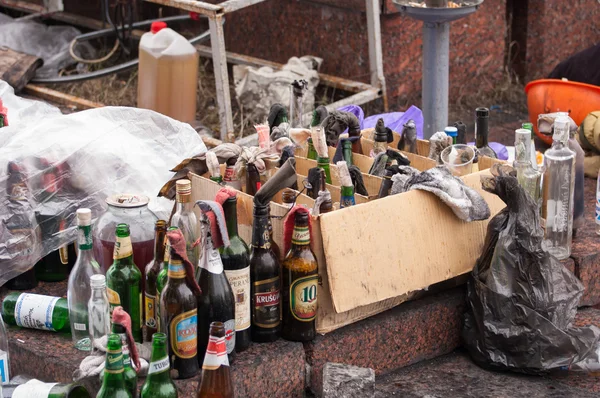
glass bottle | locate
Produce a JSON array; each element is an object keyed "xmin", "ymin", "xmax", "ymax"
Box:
[
  {"xmin": 171, "ymin": 180, "xmax": 201, "ymax": 276},
  {"xmin": 370, "ymin": 122, "xmax": 388, "ymax": 158},
  {"xmin": 156, "ymin": 227, "xmax": 177, "ymax": 306},
  {"xmin": 312, "ymin": 126, "xmax": 332, "ymax": 184},
  {"xmin": 245, "ymin": 163, "xmax": 262, "ymax": 196},
  {"xmin": 140, "ymin": 333, "xmax": 178, "ymax": 398},
  {"xmin": 340, "ymin": 181, "xmax": 355, "ymax": 208},
  {"xmin": 97, "ymin": 334, "xmax": 132, "ymax": 398},
  {"xmin": 281, "ymin": 211, "xmax": 318, "ymax": 341},
  {"xmin": 68, "ymin": 208, "xmax": 101, "ymax": 351},
  {"xmin": 542, "ymin": 116, "xmax": 576, "ymax": 260},
  {"xmin": 197, "ymin": 231, "xmax": 236, "ymax": 366},
  {"xmin": 93, "ymin": 194, "xmax": 157, "ymax": 275},
  {"xmin": 88, "ymin": 274, "xmax": 110, "ymax": 353},
  {"xmin": 109, "ymin": 322, "xmax": 137, "ymax": 397},
  {"xmin": 7, "ymin": 379, "xmax": 91, "ymax": 397},
  {"xmin": 289, "ymin": 80, "xmax": 306, "ymax": 129},
  {"xmin": 513, "ymin": 129, "xmax": 542, "ymax": 208},
  {"xmin": 522, "ymin": 122, "xmax": 538, "ymax": 170},
  {"xmin": 307, "ymin": 139, "xmax": 318, "ymax": 161},
  {"xmin": 268, "ymin": 212, "xmax": 281, "ymax": 261},
  {"xmin": 342, "ymin": 139, "xmax": 353, "ymax": 168},
  {"xmin": 568, "ymin": 128, "xmax": 585, "ymax": 233},
  {"xmin": 281, "ymin": 189, "xmax": 296, "ymax": 209},
  {"xmin": 196, "ymin": 322, "xmax": 234, "ymax": 398},
  {"xmin": 161, "ymin": 245, "xmax": 199, "ymax": 379},
  {"xmin": 249, "ymin": 204, "xmax": 281, "ymax": 343},
  {"xmin": 223, "ymin": 157, "xmax": 242, "ymax": 191},
  {"xmin": 474, "ymin": 107, "xmax": 497, "ymax": 159},
  {"xmin": 106, "ymin": 224, "xmax": 143, "ymax": 343},
  {"xmin": 454, "ymin": 121, "xmax": 467, "ymax": 145},
  {"xmin": 2, "ymin": 292, "xmax": 69, "ymax": 332},
  {"xmin": 145, "ymin": 220, "xmax": 168, "ymax": 340},
  {"xmin": 220, "ymin": 196, "xmax": 251, "ymax": 353},
  {"xmin": 0, "ymin": 312, "xmax": 9, "ymax": 384}
]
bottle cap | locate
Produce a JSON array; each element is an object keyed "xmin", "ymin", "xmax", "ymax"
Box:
[
  {"xmin": 90, "ymin": 274, "xmax": 106, "ymax": 287},
  {"xmin": 476, "ymin": 107, "xmax": 489, "ymax": 118},
  {"xmin": 76, "ymin": 208, "xmax": 92, "ymax": 226},
  {"xmin": 151, "ymin": 21, "xmax": 167, "ymax": 34},
  {"xmin": 444, "ymin": 126, "xmax": 458, "ymax": 138},
  {"xmin": 175, "ymin": 179, "xmax": 192, "ymax": 195}
]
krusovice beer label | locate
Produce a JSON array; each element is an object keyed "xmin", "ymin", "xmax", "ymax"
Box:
[
  {"xmin": 202, "ymin": 334, "xmax": 229, "ymax": 370},
  {"xmin": 170, "ymin": 309, "xmax": 197, "ymax": 359},
  {"xmin": 290, "ymin": 275, "xmax": 318, "ymax": 321},
  {"xmin": 253, "ymin": 276, "xmax": 280, "ymax": 328}
]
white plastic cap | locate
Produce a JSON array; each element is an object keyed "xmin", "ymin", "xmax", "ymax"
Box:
[
  {"xmin": 76, "ymin": 208, "xmax": 92, "ymax": 226},
  {"xmin": 90, "ymin": 274, "xmax": 106, "ymax": 287}
]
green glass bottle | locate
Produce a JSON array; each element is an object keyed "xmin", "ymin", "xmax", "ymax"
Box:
[
  {"xmin": 342, "ymin": 140, "xmax": 353, "ymax": 168},
  {"xmin": 106, "ymin": 224, "xmax": 142, "ymax": 343},
  {"xmin": 219, "ymin": 196, "xmax": 251, "ymax": 353},
  {"xmin": 2, "ymin": 292, "xmax": 69, "ymax": 332},
  {"xmin": 306, "ymin": 139, "xmax": 317, "ymax": 161},
  {"xmin": 97, "ymin": 334, "xmax": 132, "ymax": 398},
  {"xmin": 111, "ymin": 324, "xmax": 138, "ymax": 397},
  {"xmin": 5, "ymin": 379, "xmax": 90, "ymax": 397},
  {"xmin": 140, "ymin": 333, "xmax": 178, "ymax": 398},
  {"xmin": 156, "ymin": 227, "xmax": 178, "ymax": 324},
  {"xmin": 316, "ymin": 157, "xmax": 332, "ymax": 185}
]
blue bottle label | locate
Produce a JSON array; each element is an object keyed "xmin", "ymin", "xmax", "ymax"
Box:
[{"xmin": 596, "ymin": 197, "xmax": 600, "ymax": 224}]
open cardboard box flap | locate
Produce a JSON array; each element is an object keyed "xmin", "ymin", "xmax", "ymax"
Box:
[{"xmin": 319, "ymin": 169, "xmax": 506, "ymax": 313}]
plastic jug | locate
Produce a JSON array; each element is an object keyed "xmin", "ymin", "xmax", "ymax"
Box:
[{"xmin": 137, "ymin": 21, "xmax": 198, "ymax": 124}]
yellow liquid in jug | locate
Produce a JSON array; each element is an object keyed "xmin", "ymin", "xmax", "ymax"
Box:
[{"xmin": 138, "ymin": 49, "xmax": 198, "ymax": 124}]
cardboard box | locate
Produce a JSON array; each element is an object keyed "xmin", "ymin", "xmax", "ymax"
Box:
[{"xmin": 190, "ymin": 162, "xmax": 506, "ymax": 334}]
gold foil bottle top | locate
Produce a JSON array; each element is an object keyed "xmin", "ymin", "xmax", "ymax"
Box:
[{"xmin": 176, "ymin": 179, "xmax": 192, "ymax": 202}]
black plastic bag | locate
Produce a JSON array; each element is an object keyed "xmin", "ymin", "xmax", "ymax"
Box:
[{"xmin": 463, "ymin": 164, "xmax": 600, "ymax": 373}]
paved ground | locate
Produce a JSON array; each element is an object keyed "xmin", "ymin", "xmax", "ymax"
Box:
[{"xmin": 375, "ymin": 349, "xmax": 600, "ymax": 398}]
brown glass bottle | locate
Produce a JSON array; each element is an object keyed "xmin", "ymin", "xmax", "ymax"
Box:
[
  {"xmin": 267, "ymin": 208, "xmax": 281, "ymax": 261},
  {"xmin": 160, "ymin": 246, "xmax": 199, "ymax": 379},
  {"xmin": 249, "ymin": 205, "xmax": 281, "ymax": 343},
  {"xmin": 475, "ymin": 107, "xmax": 498, "ymax": 159},
  {"xmin": 245, "ymin": 163, "xmax": 261, "ymax": 196},
  {"xmin": 144, "ymin": 220, "xmax": 167, "ymax": 341},
  {"xmin": 281, "ymin": 211, "xmax": 318, "ymax": 341},
  {"xmin": 196, "ymin": 322, "xmax": 234, "ymax": 398}
]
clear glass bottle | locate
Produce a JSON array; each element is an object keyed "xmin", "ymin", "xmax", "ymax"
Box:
[
  {"xmin": 513, "ymin": 129, "xmax": 542, "ymax": 209},
  {"xmin": 88, "ymin": 274, "xmax": 110, "ymax": 353},
  {"xmin": 0, "ymin": 312, "xmax": 9, "ymax": 384},
  {"xmin": 289, "ymin": 80, "xmax": 307, "ymax": 128},
  {"xmin": 68, "ymin": 208, "xmax": 101, "ymax": 351},
  {"xmin": 568, "ymin": 129, "xmax": 585, "ymax": 233},
  {"xmin": 171, "ymin": 180, "xmax": 201, "ymax": 275},
  {"xmin": 542, "ymin": 116, "xmax": 576, "ymax": 260}
]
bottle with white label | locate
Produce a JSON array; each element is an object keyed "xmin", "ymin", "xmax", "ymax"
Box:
[
  {"xmin": 197, "ymin": 321, "xmax": 233, "ymax": 398},
  {"xmin": 140, "ymin": 332, "xmax": 177, "ymax": 398},
  {"xmin": 197, "ymin": 232, "xmax": 236, "ymax": 366},
  {"xmin": 5, "ymin": 378, "xmax": 91, "ymax": 398},
  {"xmin": 2, "ymin": 293, "xmax": 69, "ymax": 332},
  {"xmin": 0, "ymin": 312, "xmax": 9, "ymax": 384},
  {"xmin": 219, "ymin": 194, "xmax": 251, "ymax": 353},
  {"xmin": 68, "ymin": 208, "xmax": 102, "ymax": 351}
]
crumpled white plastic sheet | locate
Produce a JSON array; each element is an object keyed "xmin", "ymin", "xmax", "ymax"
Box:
[{"xmin": 0, "ymin": 80, "xmax": 206, "ymax": 284}]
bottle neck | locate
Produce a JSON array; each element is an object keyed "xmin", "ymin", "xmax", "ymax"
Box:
[
  {"xmin": 113, "ymin": 235, "xmax": 134, "ymax": 266},
  {"xmin": 91, "ymin": 285, "xmax": 107, "ymax": 301},
  {"xmin": 290, "ymin": 223, "xmax": 311, "ymax": 251},
  {"xmin": 475, "ymin": 116, "xmax": 489, "ymax": 147},
  {"xmin": 103, "ymin": 347, "xmax": 125, "ymax": 385},
  {"xmin": 251, "ymin": 211, "xmax": 271, "ymax": 250},
  {"xmin": 167, "ymin": 256, "xmax": 186, "ymax": 281},
  {"xmin": 175, "ymin": 197, "xmax": 194, "ymax": 214},
  {"xmin": 77, "ymin": 224, "xmax": 93, "ymax": 251},
  {"xmin": 153, "ymin": 229, "xmax": 167, "ymax": 264},
  {"xmin": 146, "ymin": 343, "xmax": 171, "ymax": 383},
  {"xmin": 223, "ymin": 199, "xmax": 239, "ymax": 239}
]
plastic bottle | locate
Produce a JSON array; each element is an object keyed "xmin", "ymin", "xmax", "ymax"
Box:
[{"xmin": 137, "ymin": 21, "xmax": 199, "ymax": 124}]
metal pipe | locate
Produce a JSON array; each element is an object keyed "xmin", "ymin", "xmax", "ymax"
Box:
[{"xmin": 421, "ymin": 21, "xmax": 450, "ymax": 140}]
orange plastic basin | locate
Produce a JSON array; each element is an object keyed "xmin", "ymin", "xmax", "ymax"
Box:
[{"xmin": 525, "ymin": 79, "xmax": 600, "ymax": 145}]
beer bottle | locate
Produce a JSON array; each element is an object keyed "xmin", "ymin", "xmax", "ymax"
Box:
[
  {"xmin": 268, "ymin": 209, "xmax": 281, "ymax": 261},
  {"xmin": 223, "ymin": 157, "xmax": 242, "ymax": 191},
  {"xmin": 106, "ymin": 224, "xmax": 143, "ymax": 343},
  {"xmin": 342, "ymin": 139, "xmax": 353, "ymax": 168},
  {"xmin": 197, "ymin": 232, "xmax": 236, "ymax": 365},
  {"xmin": 97, "ymin": 334, "xmax": 132, "ymax": 398},
  {"xmin": 306, "ymin": 138, "xmax": 318, "ymax": 161},
  {"xmin": 145, "ymin": 220, "xmax": 168, "ymax": 340},
  {"xmin": 219, "ymin": 195, "xmax": 251, "ymax": 352},
  {"xmin": 2, "ymin": 292, "xmax": 70, "ymax": 332},
  {"xmin": 171, "ymin": 180, "xmax": 201, "ymax": 276},
  {"xmin": 207, "ymin": 152, "xmax": 223, "ymax": 184},
  {"xmin": 249, "ymin": 204, "xmax": 280, "ymax": 343},
  {"xmin": 245, "ymin": 163, "xmax": 261, "ymax": 196},
  {"xmin": 475, "ymin": 107, "xmax": 498, "ymax": 159},
  {"xmin": 140, "ymin": 333, "xmax": 178, "ymax": 398},
  {"xmin": 156, "ymin": 227, "xmax": 177, "ymax": 332},
  {"xmin": 109, "ymin": 322, "xmax": 138, "ymax": 397},
  {"xmin": 161, "ymin": 244, "xmax": 199, "ymax": 379},
  {"xmin": 6, "ymin": 379, "xmax": 91, "ymax": 397},
  {"xmin": 67, "ymin": 208, "xmax": 101, "ymax": 351},
  {"xmin": 196, "ymin": 322, "xmax": 234, "ymax": 398},
  {"xmin": 281, "ymin": 210, "xmax": 318, "ymax": 341}
]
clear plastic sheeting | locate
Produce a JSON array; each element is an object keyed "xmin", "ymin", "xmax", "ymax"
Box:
[
  {"xmin": 463, "ymin": 164, "xmax": 600, "ymax": 373},
  {"xmin": 0, "ymin": 14, "xmax": 95, "ymax": 78},
  {"xmin": 0, "ymin": 81, "xmax": 207, "ymax": 285}
]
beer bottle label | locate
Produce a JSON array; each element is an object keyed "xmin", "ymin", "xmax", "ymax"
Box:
[
  {"xmin": 13, "ymin": 379, "xmax": 58, "ymax": 398},
  {"xmin": 113, "ymin": 236, "xmax": 133, "ymax": 260},
  {"xmin": 148, "ymin": 356, "xmax": 170, "ymax": 375},
  {"xmin": 224, "ymin": 267, "xmax": 251, "ymax": 331},
  {"xmin": 119, "ymin": 333, "xmax": 132, "ymax": 366},
  {"xmin": 252, "ymin": 276, "xmax": 280, "ymax": 328},
  {"xmin": 170, "ymin": 309, "xmax": 197, "ymax": 359},
  {"xmin": 167, "ymin": 259, "xmax": 186, "ymax": 279},
  {"xmin": 290, "ymin": 275, "xmax": 318, "ymax": 321},
  {"xmin": 0, "ymin": 349, "xmax": 9, "ymax": 383},
  {"xmin": 291, "ymin": 226, "xmax": 310, "ymax": 246},
  {"xmin": 105, "ymin": 348, "xmax": 125, "ymax": 374},
  {"xmin": 145, "ymin": 293, "xmax": 157, "ymax": 328},
  {"xmin": 202, "ymin": 334, "xmax": 229, "ymax": 370},
  {"xmin": 224, "ymin": 319, "xmax": 236, "ymax": 355},
  {"xmin": 106, "ymin": 287, "xmax": 121, "ymax": 316},
  {"xmin": 202, "ymin": 247, "xmax": 224, "ymax": 274},
  {"xmin": 14, "ymin": 293, "xmax": 58, "ymax": 331}
]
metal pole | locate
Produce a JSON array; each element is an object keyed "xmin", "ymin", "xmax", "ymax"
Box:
[
  {"xmin": 421, "ymin": 21, "xmax": 449, "ymax": 140},
  {"xmin": 366, "ymin": 0, "xmax": 388, "ymax": 111}
]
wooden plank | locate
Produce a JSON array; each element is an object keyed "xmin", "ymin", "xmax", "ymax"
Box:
[
  {"xmin": 0, "ymin": 48, "xmax": 42, "ymax": 92},
  {"xmin": 23, "ymin": 84, "xmax": 104, "ymax": 110}
]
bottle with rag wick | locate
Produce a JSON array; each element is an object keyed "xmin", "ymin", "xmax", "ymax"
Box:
[{"xmin": 138, "ymin": 21, "xmax": 199, "ymax": 124}]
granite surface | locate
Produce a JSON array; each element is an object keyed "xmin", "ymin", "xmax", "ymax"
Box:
[{"xmin": 305, "ymin": 287, "xmax": 466, "ymax": 395}]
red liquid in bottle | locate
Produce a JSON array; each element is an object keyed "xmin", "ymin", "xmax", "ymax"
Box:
[{"xmin": 95, "ymin": 239, "xmax": 154, "ymax": 283}]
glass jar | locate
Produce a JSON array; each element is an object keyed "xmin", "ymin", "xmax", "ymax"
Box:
[{"xmin": 92, "ymin": 194, "xmax": 157, "ymax": 279}]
